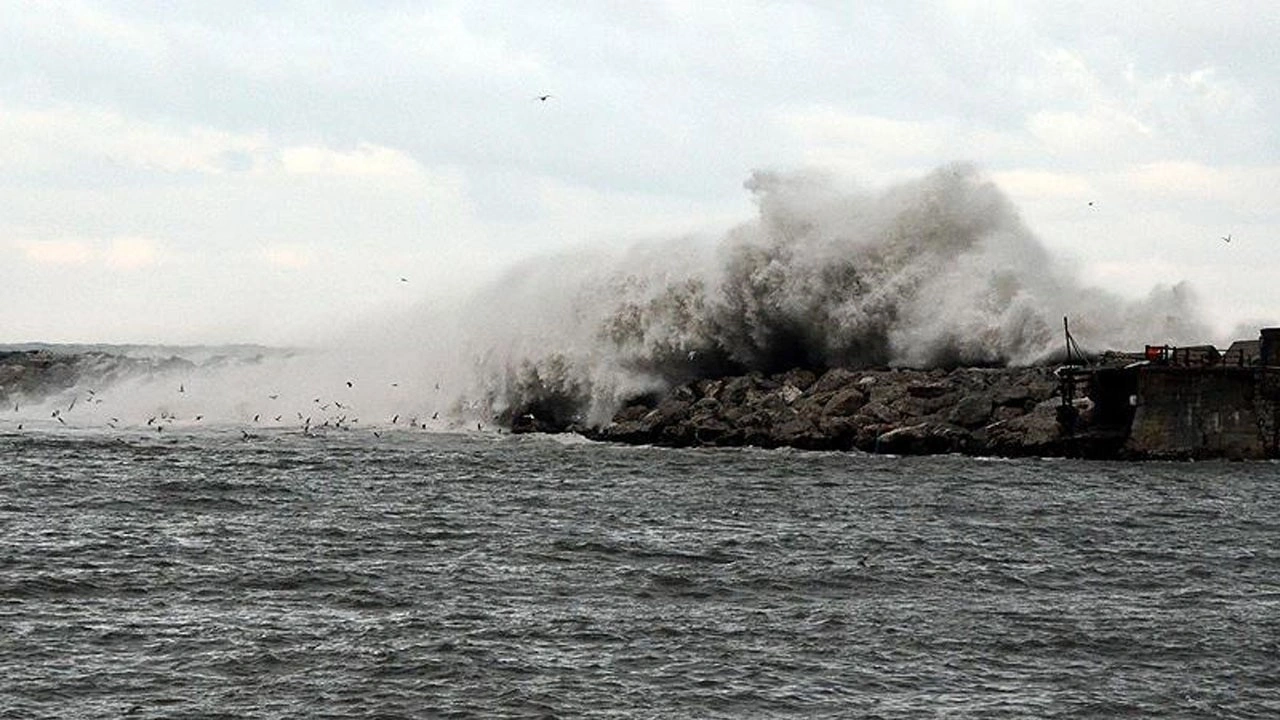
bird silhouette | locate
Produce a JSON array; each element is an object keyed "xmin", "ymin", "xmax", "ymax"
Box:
[
  {"xmin": 1222, "ymin": 234, "xmax": 1232, "ymax": 243},
  {"xmin": 535, "ymin": 94, "xmax": 553, "ymax": 102}
]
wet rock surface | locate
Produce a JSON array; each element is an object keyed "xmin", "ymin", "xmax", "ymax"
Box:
[{"xmin": 557, "ymin": 365, "xmax": 1101, "ymax": 457}]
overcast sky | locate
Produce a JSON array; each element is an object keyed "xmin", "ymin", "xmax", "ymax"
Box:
[{"xmin": 3, "ymin": 0, "xmax": 1277, "ymax": 346}]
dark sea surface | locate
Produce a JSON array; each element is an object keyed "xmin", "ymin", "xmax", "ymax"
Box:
[{"xmin": 2, "ymin": 428, "xmax": 1279, "ymax": 719}]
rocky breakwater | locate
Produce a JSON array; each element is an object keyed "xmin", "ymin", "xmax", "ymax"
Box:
[{"xmin": 557, "ymin": 366, "xmax": 1082, "ymax": 457}]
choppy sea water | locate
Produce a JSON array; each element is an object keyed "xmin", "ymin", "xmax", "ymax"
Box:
[{"xmin": 2, "ymin": 428, "xmax": 1279, "ymax": 719}]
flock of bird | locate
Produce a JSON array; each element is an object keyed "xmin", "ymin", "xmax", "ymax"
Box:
[
  {"xmin": 2, "ymin": 267, "xmax": 501, "ymax": 439},
  {"xmin": 5, "ymin": 376, "xmax": 470, "ymax": 440}
]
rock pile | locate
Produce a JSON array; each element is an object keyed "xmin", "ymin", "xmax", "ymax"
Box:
[{"xmin": 546, "ymin": 365, "xmax": 1082, "ymax": 456}]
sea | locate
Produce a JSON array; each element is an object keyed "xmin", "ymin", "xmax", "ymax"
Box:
[{"xmin": 2, "ymin": 427, "xmax": 1279, "ymax": 718}]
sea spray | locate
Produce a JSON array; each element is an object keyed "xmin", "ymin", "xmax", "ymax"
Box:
[
  {"xmin": 467, "ymin": 163, "xmax": 1208, "ymax": 426},
  {"xmin": 3, "ymin": 164, "xmax": 1210, "ymax": 433}
]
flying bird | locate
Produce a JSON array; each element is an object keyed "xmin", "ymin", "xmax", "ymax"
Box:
[
  {"xmin": 1222, "ymin": 234, "xmax": 1232, "ymax": 243},
  {"xmin": 535, "ymin": 94, "xmax": 554, "ymax": 102}
]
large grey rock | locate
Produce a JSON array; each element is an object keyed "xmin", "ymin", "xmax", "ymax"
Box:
[
  {"xmin": 948, "ymin": 393, "xmax": 993, "ymax": 428},
  {"xmin": 823, "ymin": 387, "xmax": 868, "ymax": 417},
  {"xmin": 811, "ymin": 368, "xmax": 860, "ymax": 395},
  {"xmin": 976, "ymin": 400, "xmax": 1065, "ymax": 456}
]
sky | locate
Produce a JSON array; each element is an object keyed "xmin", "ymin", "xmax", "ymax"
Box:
[{"xmin": 2, "ymin": 0, "xmax": 1278, "ymax": 346}]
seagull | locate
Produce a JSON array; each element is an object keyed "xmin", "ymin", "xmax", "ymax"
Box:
[
  {"xmin": 1087, "ymin": 201, "xmax": 1095, "ymax": 208},
  {"xmin": 400, "ymin": 277, "xmax": 408, "ymax": 283},
  {"xmin": 1222, "ymin": 234, "xmax": 1232, "ymax": 243},
  {"xmin": 346, "ymin": 381, "xmax": 353, "ymax": 388},
  {"xmin": 535, "ymin": 94, "xmax": 553, "ymax": 102}
]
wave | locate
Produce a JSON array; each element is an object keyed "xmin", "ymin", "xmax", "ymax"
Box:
[
  {"xmin": 5, "ymin": 163, "xmax": 1208, "ymax": 433},
  {"xmin": 461, "ymin": 163, "xmax": 1207, "ymax": 426}
]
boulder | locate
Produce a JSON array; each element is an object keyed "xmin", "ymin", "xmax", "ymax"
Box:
[
  {"xmin": 811, "ymin": 367, "xmax": 860, "ymax": 395},
  {"xmin": 947, "ymin": 392, "xmax": 993, "ymax": 428},
  {"xmin": 823, "ymin": 387, "xmax": 868, "ymax": 417},
  {"xmin": 975, "ymin": 399, "xmax": 1065, "ymax": 456}
]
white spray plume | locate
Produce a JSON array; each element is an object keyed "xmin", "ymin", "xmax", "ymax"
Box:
[
  {"xmin": 457, "ymin": 163, "xmax": 1208, "ymax": 425},
  {"xmin": 6, "ymin": 163, "xmax": 1209, "ymax": 432}
]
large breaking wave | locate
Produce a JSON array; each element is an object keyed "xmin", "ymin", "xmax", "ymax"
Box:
[
  {"xmin": 462, "ymin": 163, "xmax": 1207, "ymax": 425},
  {"xmin": 3, "ymin": 163, "xmax": 1210, "ymax": 434}
]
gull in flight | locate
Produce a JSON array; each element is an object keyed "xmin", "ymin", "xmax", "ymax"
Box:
[
  {"xmin": 535, "ymin": 94, "xmax": 554, "ymax": 102},
  {"xmin": 1222, "ymin": 234, "xmax": 1232, "ymax": 243}
]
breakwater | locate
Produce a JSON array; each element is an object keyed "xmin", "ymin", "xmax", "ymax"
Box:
[
  {"xmin": 517, "ymin": 365, "xmax": 1095, "ymax": 458},
  {"xmin": 9, "ymin": 345, "xmax": 1280, "ymax": 460}
]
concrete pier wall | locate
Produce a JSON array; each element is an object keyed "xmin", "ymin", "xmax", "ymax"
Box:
[{"xmin": 1125, "ymin": 367, "xmax": 1265, "ymax": 459}]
